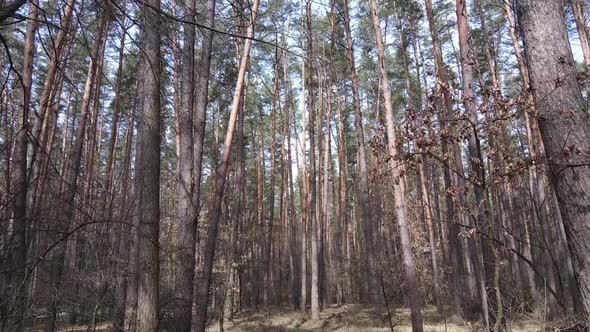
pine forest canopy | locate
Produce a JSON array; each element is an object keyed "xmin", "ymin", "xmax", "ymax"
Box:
[{"xmin": 1, "ymin": 0, "xmax": 590, "ymax": 331}]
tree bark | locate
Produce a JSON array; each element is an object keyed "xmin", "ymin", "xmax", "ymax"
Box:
[
  {"xmin": 456, "ymin": 0, "xmax": 502, "ymax": 328},
  {"xmin": 5, "ymin": 2, "xmax": 37, "ymax": 329},
  {"xmin": 104, "ymin": 23, "xmax": 128, "ymax": 220},
  {"xmin": 516, "ymin": 0, "xmax": 590, "ymax": 323},
  {"xmin": 194, "ymin": 0, "xmax": 260, "ymax": 329},
  {"xmin": 368, "ymin": 1, "xmax": 424, "ymax": 330},
  {"xmin": 173, "ymin": 0, "xmax": 197, "ymax": 330},
  {"xmin": 304, "ymin": 0, "xmax": 320, "ymax": 320},
  {"xmin": 423, "ymin": 0, "xmax": 466, "ymax": 316},
  {"xmin": 45, "ymin": 12, "xmax": 109, "ymax": 331},
  {"xmin": 135, "ymin": 1, "xmax": 162, "ymax": 330},
  {"xmin": 265, "ymin": 44, "xmax": 280, "ymax": 309},
  {"xmin": 27, "ymin": 0, "xmax": 75, "ymax": 175},
  {"xmin": 342, "ymin": 0, "xmax": 380, "ymax": 306}
]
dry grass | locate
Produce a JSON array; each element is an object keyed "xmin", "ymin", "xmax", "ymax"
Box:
[{"xmin": 211, "ymin": 305, "xmax": 567, "ymax": 332}]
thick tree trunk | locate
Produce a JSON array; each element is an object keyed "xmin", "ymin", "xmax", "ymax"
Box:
[
  {"xmin": 368, "ymin": 1, "xmax": 424, "ymax": 330},
  {"xmin": 135, "ymin": 1, "xmax": 162, "ymax": 330},
  {"xmin": 516, "ymin": 0, "xmax": 590, "ymax": 323}
]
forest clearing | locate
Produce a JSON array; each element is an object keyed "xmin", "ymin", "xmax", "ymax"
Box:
[{"xmin": 1, "ymin": 0, "xmax": 590, "ymax": 331}]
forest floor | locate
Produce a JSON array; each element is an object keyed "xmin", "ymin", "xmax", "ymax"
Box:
[{"xmin": 210, "ymin": 304, "xmax": 573, "ymax": 332}]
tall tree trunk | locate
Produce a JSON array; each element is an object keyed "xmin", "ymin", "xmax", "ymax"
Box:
[
  {"xmin": 104, "ymin": 23, "xmax": 128, "ymax": 220},
  {"xmin": 304, "ymin": 0, "xmax": 320, "ymax": 320},
  {"xmin": 135, "ymin": 1, "xmax": 162, "ymax": 330},
  {"xmin": 336, "ymin": 89, "xmax": 351, "ymax": 304},
  {"xmin": 516, "ymin": 0, "xmax": 590, "ymax": 323},
  {"xmin": 193, "ymin": 0, "xmax": 216, "ymax": 219},
  {"xmin": 27, "ymin": 0, "xmax": 75, "ymax": 174},
  {"xmin": 368, "ymin": 1, "xmax": 424, "ymax": 330},
  {"xmin": 298, "ymin": 0, "xmax": 308, "ymax": 313},
  {"xmin": 265, "ymin": 44, "xmax": 280, "ymax": 309},
  {"xmin": 113, "ymin": 109, "xmax": 135, "ymax": 331},
  {"xmin": 5, "ymin": 2, "xmax": 37, "ymax": 329},
  {"xmin": 423, "ymin": 0, "xmax": 465, "ymax": 316},
  {"xmin": 393, "ymin": 6, "xmax": 442, "ymax": 314},
  {"xmin": 503, "ymin": 0, "xmax": 542, "ymax": 304},
  {"xmin": 341, "ymin": 0, "xmax": 380, "ymax": 306},
  {"xmin": 456, "ymin": 0, "xmax": 502, "ymax": 328},
  {"xmin": 45, "ymin": 12, "xmax": 109, "ymax": 331},
  {"xmin": 194, "ymin": 1, "xmax": 260, "ymax": 329},
  {"xmin": 173, "ymin": 0, "xmax": 196, "ymax": 330}
]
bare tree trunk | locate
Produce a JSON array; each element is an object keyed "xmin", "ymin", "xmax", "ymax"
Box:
[
  {"xmin": 304, "ymin": 0, "xmax": 320, "ymax": 320},
  {"xmin": 193, "ymin": 0, "xmax": 215, "ymax": 217},
  {"xmin": 264, "ymin": 44, "xmax": 280, "ymax": 310},
  {"xmin": 516, "ymin": 0, "xmax": 590, "ymax": 323},
  {"xmin": 5, "ymin": 2, "xmax": 37, "ymax": 329},
  {"xmin": 393, "ymin": 6, "xmax": 442, "ymax": 315},
  {"xmin": 223, "ymin": 86, "xmax": 246, "ymax": 320},
  {"xmin": 135, "ymin": 1, "xmax": 162, "ymax": 330},
  {"xmin": 45, "ymin": 12, "xmax": 109, "ymax": 331},
  {"xmin": 368, "ymin": 1, "xmax": 424, "ymax": 330},
  {"xmin": 104, "ymin": 23, "xmax": 127, "ymax": 220},
  {"xmin": 342, "ymin": 0, "xmax": 379, "ymax": 306},
  {"xmin": 27, "ymin": 0, "xmax": 75, "ymax": 174},
  {"xmin": 114, "ymin": 109, "xmax": 135, "ymax": 331},
  {"xmin": 298, "ymin": 0, "xmax": 308, "ymax": 313},
  {"xmin": 172, "ymin": 1, "xmax": 197, "ymax": 330},
  {"xmin": 423, "ymin": 0, "xmax": 466, "ymax": 316},
  {"xmin": 194, "ymin": 1, "xmax": 260, "ymax": 329},
  {"xmin": 456, "ymin": 0, "xmax": 502, "ymax": 328},
  {"xmin": 503, "ymin": 1, "xmax": 542, "ymax": 305}
]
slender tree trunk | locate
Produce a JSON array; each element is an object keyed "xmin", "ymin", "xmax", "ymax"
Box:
[
  {"xmin": 223, "ymin": 85, "xmax": 246, "ymax": 320},
  {"xmin": 44, "ymin": 13, "xmax": 109, "ymax": 331},
  {"xmin": 265, "ymin": 44, "xmax": 280, "ymax": 310},
  {"xmin": 27, "ymin": 0, "xmax": 75, "ymax": 174},
  {"xmin": 194, "ymin": 1, "xmax": 260, "ymax": 329},
  {"xmin": 298, "ymin": 0, "xmax": 308, "ymax": 313},
  {"xmin": 456, "ymin": 0, "xmax": 503, "ymax": 328},
  {"xmin": 104, "ymin": 23, "xmax": 127, "ymax": 220},
  {"xmin": 570, "ymin": 0, "xmax": 590, "ymax": 71},
  {"xmin": 193, "ymin": 0, "xmax": 216, "ymax": 218},
  {"xmin": 5, "ymin": 2, "xmax": 37, "ymax": 329},
  {"xmin": 394, "ymin": 6, "xmax": 442, "ymax": 314},
  {"xmin": 173, "ymin": 0, "xmax": 196, "ymax": 330},
  {"xmin": 423, "ymin": 0, "xmax": 466, "ymax": 316},
  {"xmin": 342, "ymin": 0, "xmax": 380, "ymax": 306},
  {"xmin": 114, "ymin": 111, "xmax": 135, "ymax": 332},
  {"xmin": 503, "ymin": 0, "xmax": 542, "ymax": 305},
  {"xmin": 304, "ymin": 0, "xmax": 320, "ymax": 320},
  {"xmin": 336, "ymin": 88, "xmax": 351, "ymax": 304},
  {"xmin": 368, "ymin": 1, "xmax": 424, "ymax": 330}
]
